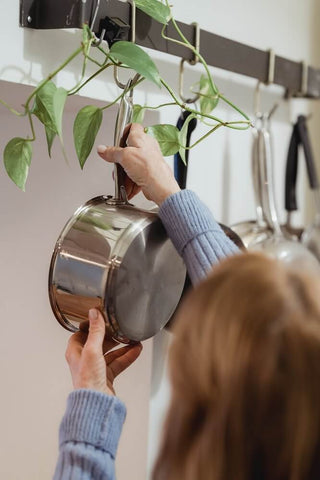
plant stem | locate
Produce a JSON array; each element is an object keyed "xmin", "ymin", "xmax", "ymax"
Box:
[
  {"xmin": 219, "ymin": 93, "xmax": 251, "ymax": 121},
  {"xmin": 68, "ymin": 62, "xmax": 113, "ymax": 96},
  {"xmin": 27, "ymin": 111, "xmax": 36, "ymax": 142},
  {"xmin": 160, "ymin": 25, "xmax": 218, "ymax": 95},
  {"xmin": 0, "ymin": 99, "xmax": 25, "ymax": 117},
  {"xmin": 162, "ymin": 1, "xmax": 218, "ymax": 95},
  {"xmin": 185, "ymin": 123, "xmax": 224, "ymax": 149},
  {"xmin": 162, "ymin": 0, "xmax": 251, "ymax": 123},
  {"xmin": 100, "ymin": 75, "xmax": 145, "ymax": 111},
  {"xmin": 101, "ymin": 92, "xmax": 126, "ymax": 111},
  {"xmin": 139, "ymin": 102, "xmax": 177, "ymax": 110},
  {"xmin": 160, "ymin": 78, "xmax": 250, "ymax": 129},
  {"xmin": 24, "ymin": 46, "xmax": 83, "ymax": 110}
]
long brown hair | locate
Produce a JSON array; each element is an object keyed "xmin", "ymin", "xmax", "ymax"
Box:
[{"xmin": 153, "ymin": 253, "xmax": 320, "ymax": 480}]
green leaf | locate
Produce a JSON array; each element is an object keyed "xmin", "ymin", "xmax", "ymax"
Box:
[
  {"xmin": 134, "ymin": 0, "xmax": 171, "ymax": 24},
  {"xmin": 82, "ymin": 24, "xmax": 93, "ymax": 57},
  {"xmin": 33, "ymin": 81, "xmax": 57, "ymax": 132},
  {"xmin": 45, "ymin": 126, "xmax": 56, "ymax": 157},
  {"xmin": 82, "ymin": 24, "xmax": 92, "ymax": 47},
  {"xmin": 73, "ymin": 106, "xmax": 103, "ymax": 169},
  {"xmin": 3, "ymin": 137, "xmax": 32, "ymax": 191},
  {"xmin": 199, "ymin": 74, "xmax": 219, "ymax": 115},
  {"xmin": 146, "ymin": 124, "xmax": 180, "ymax": 156},
  {"xmin": 132, "ymin": 104, "xmax": 145, "ymax": 124},
  {"xmin": 53, "ymin": 87, "xmax": 68, "ymax": 142},
  {"xmin": 32, "ymin": 82, "xmax": 67, "ymax": 145},
  {"xmin": 109, "ymin": 41, "xmax": 161, "ymax": 88}
]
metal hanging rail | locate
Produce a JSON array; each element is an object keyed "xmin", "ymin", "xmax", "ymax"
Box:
[{"xmin": 20, "ymin": 0, "xmax": 320, "ymax": 98}]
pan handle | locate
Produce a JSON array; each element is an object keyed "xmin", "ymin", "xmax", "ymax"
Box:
[
  {"xmin": 296, "ymin": 115, "xmax": 319, "ymax": 190},
  {"xmin": 173, "ymin": 111, "xmax": 197, "ymax": 189},
  {"xmin": 113, "ymin": 81, "xmax": 134, "ymax": 203},
  {"xmin": 285, "ymin": 115, "xmax": 320, "ymax": 217},
  {"xmin": 251, "ymin": 128, "xmax": 266, "ymax": 227},
  {"xmin": 258, "ymin": 116, "xmax": 282, "ymax": 235},
  {"xmin": 284, "ymin": 122, "xmax": 300, "ymax": 213}
]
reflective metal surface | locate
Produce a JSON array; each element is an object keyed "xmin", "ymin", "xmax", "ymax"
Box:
[
  {"xmin": 49, "ymin": 80, "xmax": 186, "ymax": 343},
  {"xmin": 49, "ymin": 196, "xmax": 186, "ymax": 343},
  {"xmin": 302, "ymin": 176, "xmax": 320, "ymax": 261},
  {"xmin": 250, "ymin": 114, "xmax": 319, "ymax": 273},
  {"xmin": 231, "ymin": 122, "xmax": 273, "ymax": 248}
]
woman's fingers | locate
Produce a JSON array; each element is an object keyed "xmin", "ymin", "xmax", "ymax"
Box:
[
  {"xmin": 83, "ymin": 309, "xmax": 106, "ymax": 353},
  {"xmin": 102, "ymin": 336, "xmax": 119, "ymax": 354},
  {"xmin": 105, "ymin": 343, "xmax": 143, "ymax": 378},
  {"xmin": 65, "ymin": 331, "xmax": 87, "ymax": 365}
]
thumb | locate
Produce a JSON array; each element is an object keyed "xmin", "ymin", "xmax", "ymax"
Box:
[
  {"xmin": 85, "ymin": 309, "xmax": 106, "ymax": 352},
  {"xmin": 97, "ymin": 145, "xmax": 123, "ymax": 165}
]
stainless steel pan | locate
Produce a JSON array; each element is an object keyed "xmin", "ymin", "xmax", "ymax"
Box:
[
  {"xmin": 48, "ymin": 80, "xmax": 186, "ymax": 343},
  {"xmin": 287, "ymin": 115, "xmax": 320, "ymax": 260},
  {"xmin": 231, "ymin": 120, "xmax": 273, "ymax": 248},
  {"xmin": 249, "ymin": 114, "xmax": 319, "ymax": 272}
]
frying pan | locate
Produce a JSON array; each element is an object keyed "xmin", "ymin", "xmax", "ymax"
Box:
[
  {"xmin": 231, "ymin": 119, "xmax": 273, "ymax": 248},
  {"xmin": 289, "ymin": 115, "xmax": 320, "ymax": 260},
  {"xmin": 48, "ymin": 79, "xmax": 186, "ymax": 343},
  {"xmin": 248, "ymin": 113, "xmax": 319, "ymax": 272}
]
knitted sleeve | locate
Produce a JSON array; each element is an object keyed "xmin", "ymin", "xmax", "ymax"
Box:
[
  {"xmin": 158, "ymin": 190, "xmax": 239, "ymax": 284},
  {"xmin": 53, "ymin": 389, "xmax": 126, "ymax": 480}
]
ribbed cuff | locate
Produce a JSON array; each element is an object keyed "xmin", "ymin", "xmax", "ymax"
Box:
[
  {"xmin": 158, "ymin": 190, "xmax": 224, "ymax": 255},
  {"xmin": 59, "ymin": 390, "xmax": 126, "ymax": 458}
]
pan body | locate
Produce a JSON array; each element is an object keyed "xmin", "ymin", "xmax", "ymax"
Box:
[
  {"xmin": 49, "ymin": 196, "xmax": 186, "ymax": 343},
  {"xmin": 302, "ymin": 223, "xmax": 320, "ymax": 261},
  {"xmin": 231, "ymin": 220, "xmax": 273, "ymax": 249}
]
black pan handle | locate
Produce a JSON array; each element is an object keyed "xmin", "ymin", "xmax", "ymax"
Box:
[
  {"xmin": 296, "ymin": 115, "xmax": 319, "ymax": 190},
  {"xmin": 285, "ymin": 123, "xmax": 300, "ymax": 212},
  {"xmin": 174, "ymin": 111, "xmax": 197, "ymax": 189}
]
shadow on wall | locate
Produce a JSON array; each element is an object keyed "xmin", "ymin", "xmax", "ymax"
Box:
[{"xmin": 20, "ymin": 26, "xmax": 292, "ymax": 122}]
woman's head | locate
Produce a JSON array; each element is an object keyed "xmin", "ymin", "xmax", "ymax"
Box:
[{"xmin": 153, "ymin": 252, "xmax": 320, "ymax": 480}]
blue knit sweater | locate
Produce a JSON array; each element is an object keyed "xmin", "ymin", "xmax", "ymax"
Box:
[{"xmin": 53, "ymin": 190, "xmax": 239, "ymax": 480}]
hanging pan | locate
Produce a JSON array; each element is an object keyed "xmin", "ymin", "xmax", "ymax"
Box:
[
  {"xmin": 48, "ymin": 79, "xmax": 186, "ymax": 343},
  {"xmin": 283, "ymin": 114, "xmax": 320, "ymax": 261},
  {"xmin": 231, "ymin": 117, "xmax": 273, "ymax": 248},
  {"xmin": 248, "ymin": 113, "xmax": 319, "ymax": 272}
]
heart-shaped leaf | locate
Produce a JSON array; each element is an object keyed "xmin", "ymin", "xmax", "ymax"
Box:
[
  {"xmin": 4, "ymin": 137, "xmax": 32, "ymax": 191},
  {"xmin": 146, "ymin": 124, "xmax": 180, "ymax": 156},
  {"xmin": 32, "ymin": 81, "xmax": 57, "ymax": 133},
  {"xmin": 132, "ymin": 104, "xmax": 145, "ymax": 124},
  {"xmin": 82, "ymin": 24, "xmax": 93, "ymax": 54},
  {"xmin": 32, "ymin": 81, "xmax": 66, "ymax": 153},
  {"xmin": 199, "ymin": 74, "xmax": 219, "ymax": 115},
  {"xmin": 73, "ymin": 106, "xmax": 103, "ymax": 168},
  {"xmin": 45, "ymin": 126, "xmax": 56, "ymax": 157},
  {"xmin": 135, "ymin": 0, "xmax": 171, "ymax": 24},
  {"xmin": 109, "ymin": 41, "xmax": 161, "ymax": 88},
  {"xmin": 53, "ymin": 87, "xmax": 68, "ymax": 142}
]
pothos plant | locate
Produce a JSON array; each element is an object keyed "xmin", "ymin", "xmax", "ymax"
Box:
[{"xmin": 1, "ymin": 0, "xmax": 251, "ymax": 191}]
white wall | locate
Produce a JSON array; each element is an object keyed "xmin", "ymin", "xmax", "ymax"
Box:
[{"xmin": 1, "ymin": 1, "xmax": 320, "ymax": 480}]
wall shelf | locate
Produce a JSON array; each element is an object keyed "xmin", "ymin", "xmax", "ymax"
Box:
[{"xmin": 20, "ymin": 0, "xmax": 320, "ymax": 98}]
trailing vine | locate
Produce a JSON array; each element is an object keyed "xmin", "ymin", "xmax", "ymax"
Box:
[{"xmin": 1, "ymin": 0, "xmax": 251, "ymax": 190}]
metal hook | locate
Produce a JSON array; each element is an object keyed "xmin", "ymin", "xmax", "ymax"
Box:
[
  {"xmin": 284, "ymin": 61, "xmax": 309, "ymax": 99},
  {"xmin": 179, "ymin": 22, "xmax": 200, "ymax": 104},
  {"xmin": 90, "ymin": 0, "xmax": 105, "ymax": 47},
  {"xmin": 300, "ymin": 61, "xmax": 308, "ymax": 97},
  {"xmin": 266, "ymin": 48, "xmax": 275, "ymax": 85},
  {"xmin": 254, "ymin": 81, "xmax": 279, "ymax": 120},
  {"xmin": 114, "ymin": 0, "xmax": 136, "ymax": 88},
  {"xmin": 254, "ymin": 49, "xmax": 279, "ymax": 118}
]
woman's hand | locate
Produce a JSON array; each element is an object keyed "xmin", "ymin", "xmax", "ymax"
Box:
[
  {"xmin": 97, "ymin": 123, "xmax": 180, "ymax": 205},
  {"xmin": 65, "ymin": 308, "xmax": 143, "ymax": 395}
]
